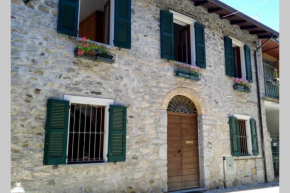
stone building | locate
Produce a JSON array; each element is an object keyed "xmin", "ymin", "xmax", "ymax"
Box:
[{"xmin": 11, "ymin": 0, "xmax": 279, "ymax": 192}]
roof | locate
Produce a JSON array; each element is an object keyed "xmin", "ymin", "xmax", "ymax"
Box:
[
  {"xmin": 261, "ymin": 39, "xmax": 279, "ymax": 59},
  {"xmin": 190, "ymin": 0, "xmax": 279, "ymax": 39}
]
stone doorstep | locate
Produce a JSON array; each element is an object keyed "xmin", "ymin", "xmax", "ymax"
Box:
[{"xmin": 169, "ymin": 188, "xmax": 208, "ymax": 193}]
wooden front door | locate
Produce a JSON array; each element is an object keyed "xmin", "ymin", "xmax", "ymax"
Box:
[{"xmin": 167, "ymin": 112, "xmax": 199, "ymax": 191}]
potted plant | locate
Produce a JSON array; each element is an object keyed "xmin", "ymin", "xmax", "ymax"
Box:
[
  {"xmin": 174, "ymin": 63, "xmax": 200, "ymax": 81},
  {"xmin": 233, "ymin": 78, "xmax": 251, "ymax": 93},
  {"xmin": 74, "ymin": 37, "xmax": 114, "ymax": 63},
  {"xmin": 97, "ymin": 45, "xmax": 114, "ymax": 60}
]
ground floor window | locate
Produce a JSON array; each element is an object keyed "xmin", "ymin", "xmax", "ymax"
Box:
[
  {"xmin": 229, "ymin": 115, "xmax": 259, "ymax": 157},
  {"xmin": 237, "ymin": 119, "xmax": 249, "ymax": 156},
  {"xmin": 68, "ymin": 104, "xmax": 105, "ymax": 163},
  {"xmin": 43, "ymin": 96, "xmax": 127, "ymax": 166}
]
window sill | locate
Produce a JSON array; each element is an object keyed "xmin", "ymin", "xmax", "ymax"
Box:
[
  {"xmin": 174, "ymin": 68, "xmax": 200, "ymax": 81},
  {"xmin": 172, "ymin": 60, "xmax": 196, "ymax": 67},
  {"xmin": 233, "ymin": 84, "xmax": 251, "ymax": 93},
  {"xmin": 76, "ymin": 37, "xmax": 114, "ymax": 49},
  {"xmin": 66, "ymin": 162, "xmax": 112, "ymax": 167},
  {"xmin": 74, "ymin": 48, "xmax": 115, "ymax": 64},
  {"xmin": 234, "ymin": 156, "xmax": 262, "ymax": 160}
]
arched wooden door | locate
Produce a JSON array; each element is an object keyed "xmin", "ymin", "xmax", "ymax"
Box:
[{"xmin": 167, "ymin": 96, "xmax": 200, "ymax": 191}]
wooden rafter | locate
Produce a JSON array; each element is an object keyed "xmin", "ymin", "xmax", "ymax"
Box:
[
  {"xmin": 258, "ymin": 35, "xmax": 273, "ymax": 39},
  {"xmin": 194, "ymin": 0, "xmax": 208, "ymax": 6},
  {"xmin": 240, "ymin": 25, "xmax": 257, "ymax": 30},
  {"xmin": 249, "ymin": 30, "xmax": 267, "ymax": 34},
  {"xmin": 208, "ymin": 7, "xmax": 222, "ymax": 13},
  {"xmin": 230, "ymin": 20, "xmax": 247, "ymax": 25}
]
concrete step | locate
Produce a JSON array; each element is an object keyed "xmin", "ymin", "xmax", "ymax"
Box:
[{"xmin": 169, "ymin": 188, "xmax": 208, "ymax": 193}]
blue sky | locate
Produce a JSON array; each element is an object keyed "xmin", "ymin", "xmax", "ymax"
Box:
[{"xmin": 220, "ymin": 0, "xmax": 279, "ymax": 32}]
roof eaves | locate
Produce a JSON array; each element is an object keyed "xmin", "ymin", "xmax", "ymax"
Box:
[{"xmin": 208, "ymin": 0, "xmax": 279, "ymax": 38}]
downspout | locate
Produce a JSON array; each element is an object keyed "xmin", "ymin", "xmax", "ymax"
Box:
[{"xmin": 254, "ymin": 33, "xmax": 274, "ymax": 183}]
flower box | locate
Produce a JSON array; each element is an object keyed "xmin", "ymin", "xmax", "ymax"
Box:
[
  {"xmin": 233, "ymin": 78, "xmax": 251, "ymax": 93},
  {"xmin": 74, "ymin": 37, "xmax": 115, "ymax": 64},
  {"xmin": 233, "ymin": 83, "xmax": 251, "ymax": 93},
  {"xmin": 174, "ymin": 68, "xmax": 200, "ymax": 81},
  {"xmin": 74, "ymin": 48, "xmax": 114, "ymax": 64}
]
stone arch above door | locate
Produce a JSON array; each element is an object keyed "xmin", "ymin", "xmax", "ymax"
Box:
[{"xmin": 161, "ymin": 88, "xmax": 206, "ymax": 115}]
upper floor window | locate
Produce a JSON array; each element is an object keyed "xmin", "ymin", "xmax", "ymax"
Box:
[
  {"xmin": 224, "ymin": 36, "xmax": 253, "ymax": 82},
  {"xmin": 160, "ymin": 10, "xmax": 206, "ymax": 68},
  {"xmin": 78, "ymin": 0, "xmax": 113, "ymax": 45},
  {"xmin": 171, "ymin": 10, "xmax": 195, "ymax": 65},
  {"xmin": 57, "ymin": 0, "xmax": 131, "ymax": 49}
]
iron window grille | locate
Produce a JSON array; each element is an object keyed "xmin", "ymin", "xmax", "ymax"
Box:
[
  {"xmin": 167, "ymin": 95, "xmax": 197, "ymax": 114},
  {"xmin": 237, "ymin": 120, "xmax": 250, "ymax": 156},
  {"xmin": 67, "ymin": 104, "xmax": 105, "ymax": 164}
]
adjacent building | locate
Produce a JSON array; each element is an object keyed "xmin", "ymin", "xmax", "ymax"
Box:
[{"xmin": 261, "ymin": 38, "xmax": 279, "ymax": 180}]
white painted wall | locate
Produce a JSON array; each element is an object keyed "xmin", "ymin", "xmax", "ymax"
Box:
[{"xmin": 266, "ymin": 111, "xmax": 279, "ymax": 136}]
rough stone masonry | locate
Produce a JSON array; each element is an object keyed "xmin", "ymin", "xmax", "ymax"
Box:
[{"xmin": 11, "ymin": 0, "xmax": 274, "ymax": 192}]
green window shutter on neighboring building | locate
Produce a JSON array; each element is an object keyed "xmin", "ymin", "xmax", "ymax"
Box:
[
  {"xmin": 43, "ymin": 99, "xmax": 69, "ymax": 165},
  {"xmin": 57, "ymin": 0, "xmax": 79, "ymax": 37},
  {"xmin": 250, "ymin": 119, "xmax": 259, "ymax": 155},
  {"xmin": 160, "ymin": 10, "xmax": 174, "ymax": 60},
  {"xmin": 108, "ymin": 105, "xmax": 127, "ymax": 162},
  {"xmin": 114, "ymin": 0, "xmax": 131, "ymax": 49},
  {"xmin": 195, "ymin": 23, "xmax": 206, "ymax": 68},
  {"xmin": 224, "ymin": 36, "xmax": 235, "ymax": 77},
  {"xmin": 244, "ymin": 45, "xmax": 253, "ymax": 82},
  {"xmin": 229, "ymin": 116, "xmax": 240, "ymax": 156}
]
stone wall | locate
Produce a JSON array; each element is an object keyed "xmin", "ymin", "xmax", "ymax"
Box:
[{"xmin": 11, "ymin": 0, "xmax": 274, "ymax": 192}]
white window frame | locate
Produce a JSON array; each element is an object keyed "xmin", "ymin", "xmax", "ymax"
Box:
[
  {"xmin": 169, "ymin": 10, "xmax": 197, "ymax": 66},
  {"xmin": 233, "ymin": 114, "xmax": 253, "ymax": 155},
  {"xmin": 230, "ymin": 36, "xmax": 246, "ymax": 79},
  {"xmin": 77, "ymin": 0, "xmax": 115, "ymax": 47},
  {"xmin": 64, "ymin": 95, "xmax": 114, "ymax": 163}
]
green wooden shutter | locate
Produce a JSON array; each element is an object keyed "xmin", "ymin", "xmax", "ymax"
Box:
[
  {"xmin": 43, "ymin": 99, "xmax": 69, "ymax": 165},
  {"xmin": 244, "ymin": 45, "xmax": 253, "ymax": 82},
  {"xmin": 57, "ymin": 0, "xmax": 79, "ymax": 37},
  {"xmin": 250, "ymin": 119, "xmax": 259, "ymax": 155},
  {"xmin": 114, "ymin": 0, "xmax": 131, "ymax": 49},
  {"xmin": 224, "ymin": 36, "xmax": 235, "ymax": 77},
  {"xmin": 195, "ymin": 23, "xmax": 206, "ymax": 68},
  {"xmin": 108, "ymin": 105, "xmax": 127, "ymax": 162},
  {"xmin": 229, "ymin": 116, "xmax": 240, "ymax": 156},
  {"xmin": 160, "ymin": 10, "xmax": 174, "ymax": 60}
]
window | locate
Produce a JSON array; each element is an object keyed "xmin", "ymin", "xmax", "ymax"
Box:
[
  {"xmin": 171, "ymin": 10, "xmax": 195, "ymax": 64},
  {"xmin": 160, "ymin": 10, "xmax": 206, "ymax": 68},
  {"xmin": 68, "ymin": 104, "xmax": 105, "ymax": 163},
  {"xmin": 43, "ymin": 96, "xmax": 127, "ymax": 166},
  {"xmin": 229, "ymin": 115, "xmax": 259, "ymax": 157},
  {"xmin": 231, "ymin": 38, "xmax": 246, "ymax": 79},
  {"xmin": 57, "ymin": 0, "xmax": 131, "ymax": 49},
  {"xmin": 237, "ymin": 119, "xmax": 248, "ymax": 156},
  {"xmin": 78, "ymin": 0, "xmax": 113, "ymax": 45},
  {"xmin": 224, "ymin": 36, "xmax": 253, "ymax": 82}
]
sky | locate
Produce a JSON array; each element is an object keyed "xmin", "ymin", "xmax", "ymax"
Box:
[{"xmin": 220, "ymin": 0, "xmax": 279, "ymax": 32}]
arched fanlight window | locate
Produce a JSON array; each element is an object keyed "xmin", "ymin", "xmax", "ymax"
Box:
[{"xmin": 167, "ymin": 95, "xmax": 197, "ymax": 114}]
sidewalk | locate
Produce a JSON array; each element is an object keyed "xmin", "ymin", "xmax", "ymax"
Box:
[{"xmin": 205, "ymin": 182, "xmax": 279, "ymax": 193}]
